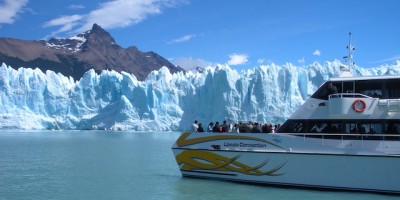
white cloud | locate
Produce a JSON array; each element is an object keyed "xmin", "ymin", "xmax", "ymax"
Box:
[
  {"xmin": 42, "ymin": 15, "xmax": 83, "ymax": 38},
  {"xmin": 168, "ymin": 34, "xmax": 195, "ymax": 44},
  {"xmin": 298, "ymin": 57, "xmax": 305, "ymax": 64},
  {"xmin": 43, "ymin": 15, "xmax": 83, "ymax": 27},
  {"xmin": 227, "ymin": 53, "xmax": 248, "ymax": 65},
  {"xmin": 170, "ymin": 57, "xmax": 213, "ymax": 71},
  {"xmin": 43, "ymin": 0, "xmax": 185, "ymax": 37},
  {"xmin": 313, "ymin": 49, "xmax": 321, "ymax": 56},
  {"xmin": 0, "ymin": 0, "xmax": 28, "ymax": 24},
  {"xmin": 257, "ymin": 59, "xmax": 264, "ymax": 64}
]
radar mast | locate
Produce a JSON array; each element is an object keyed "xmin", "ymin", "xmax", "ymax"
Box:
[
  {"xmin": 343, "ymin": 32, "xmax": 355, "ymax": 66},
  {"xmin": 339, "ymin": 32, "xmax": 355, "ymax": 77}
]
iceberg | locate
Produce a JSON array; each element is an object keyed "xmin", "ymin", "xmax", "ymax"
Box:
[{"xmin": 1, "ymin": 60, "xmax": 400, "ymax": 131}]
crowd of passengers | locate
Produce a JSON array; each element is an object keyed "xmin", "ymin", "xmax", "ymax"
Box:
[{"xmin": 192, "ymin": 120, "xmax": 281, "ymax": 133}]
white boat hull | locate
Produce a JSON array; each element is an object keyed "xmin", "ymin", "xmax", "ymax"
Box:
[{"xmin": 172, "ymin": 132, "xmax": 400, "ymax": 193}]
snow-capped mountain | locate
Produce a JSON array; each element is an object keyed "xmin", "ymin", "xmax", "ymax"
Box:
[
  {"xmin": 45, "ymin": 31, "xmax": 90, "ymax": 53},
  {"xmin": 0, "ymin": 24, "xmax": 182, "ymax": 81},
  {"xmin": 1, "ymin": 60, "xmax": 400, "ymax": 131}
]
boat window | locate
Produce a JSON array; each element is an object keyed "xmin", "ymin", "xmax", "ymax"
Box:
[
  {"xmin": 347, "ymin": 122, "xmax": 362, "ymax": 133},
  {"xmin": 386, "ymin": 79, "xmax": 400, "ymax": 99},
  {"xmin": 385, "ymin": 123, "xmax": 400, "ymax": 134},
  {"xmin": 346, "ymin": 122, "xmax": 382, "ymax": 134},
  {"xmin": 354, "ymin": 80, "xmax": 383, "ymax": 97},
  {"xmin": 309, "ymin": 121, "xmax": 343, "ymax": 133},
  {"xmin": 278, "ymin": 120, "xmax": 305, "ymax": 133},
  {"xmin": 342, "ymin": 81, "xmax": 354, "ymax": 93},
  {"xmin": 309, "ymin": 123, "xmax": 324, "ymax": 133},
  {"xmin": 368, "ymin": 123, "xmax": 382, "ymax": 134},
  {"xmin": 281, "ymin": 120, "xmax": 385, "ymax": 134},
  {"xmin": 311, "ymin": 82, "xmax": 329, "ymax": 100},
  {"xmin": 312, "ymin": 78, "xmax": 400, "ymax": 100},
  {"xmin": 311, "ymin": 82, "xmax": 341, "ymax": 100},
  {"xmin": 325, "ymin": 122, "xmax": 342, "ymax": 133}
]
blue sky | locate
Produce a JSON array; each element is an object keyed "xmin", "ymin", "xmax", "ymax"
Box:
[{"xmin": 0, "ymin": 0, "xmax": 399, "ymax": 71}]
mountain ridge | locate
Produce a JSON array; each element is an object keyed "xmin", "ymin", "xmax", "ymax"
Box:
[{"xmin": 0, "ymin": 23, "xmax": 183, "ymax": 81}]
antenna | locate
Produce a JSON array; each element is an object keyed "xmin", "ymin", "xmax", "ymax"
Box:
[
  {"xmin": 343, "ymin": 32, "xmax": 355, "ymax": 66},
  {"xmin": 339, "ymin": 32, "xmax": 355, "ymax": 77}
]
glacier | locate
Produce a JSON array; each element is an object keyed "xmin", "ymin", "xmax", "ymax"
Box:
[{"xmin": 1, "ymin": 60, "xmax": 400, "ymax": 131}]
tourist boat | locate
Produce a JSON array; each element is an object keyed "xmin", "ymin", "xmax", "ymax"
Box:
[{"xmin": 171, "ymin": 34, "xmax": 400, "ymax": 193}]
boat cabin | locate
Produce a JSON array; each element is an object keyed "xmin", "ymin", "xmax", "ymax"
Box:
[
  {"xmin": 278, "ymin": 75, "xmax": 400, "ymax": 140},
  {"xmin": 312, "ymin": 76, "xmax": 400, "ymax": 100}
]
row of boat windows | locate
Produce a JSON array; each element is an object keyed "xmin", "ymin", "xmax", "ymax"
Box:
[
  {"xmin": 311, "ymin": 79, "xmax": 400, "ymax": 100},
  {"xmin": 278, "ymin": 120, "xmax": 400, "ymax": 135}
]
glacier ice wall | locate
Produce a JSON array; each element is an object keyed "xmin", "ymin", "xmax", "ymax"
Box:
[{"xmin": 1, "ymin": 60, "xmax": 400, "ymax": 131}]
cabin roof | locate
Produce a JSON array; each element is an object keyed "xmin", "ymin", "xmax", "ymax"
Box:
[{"xmin": 329, "ymin": 74, "xmax": 400, "ymax": 82}]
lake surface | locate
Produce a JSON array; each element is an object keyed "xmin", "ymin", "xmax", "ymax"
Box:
[{"xmin": 0, "ymin": 130, "xmax": 396, "ymax": 200}]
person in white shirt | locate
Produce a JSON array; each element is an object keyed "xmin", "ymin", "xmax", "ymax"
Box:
[
  {"xmin": 192, "ymin": 120, "xmax": 199, "ymax": 132},
  {"xmin": 207, "ymin": 122, "xmax": 214, "ymax": 132}
]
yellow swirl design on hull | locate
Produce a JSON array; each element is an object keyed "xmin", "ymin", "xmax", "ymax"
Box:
[
  {"xmin": 177, "ymin": 132, "xmax": 286, "ymax": 150},
  {"xmin": 176, "ymin": 150, "xmax": 286, "ymax": 176}
]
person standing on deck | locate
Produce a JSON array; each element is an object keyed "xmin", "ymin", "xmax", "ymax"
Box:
[
  {"xmin": 207, "ymin": 122, "xmax": 214, "ymax": 132},
  {"xmin": 192, "ymin": 120, "xmax": 199, "ymax": 132}
]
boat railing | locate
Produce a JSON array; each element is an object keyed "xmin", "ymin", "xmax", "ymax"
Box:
[
  {"xmin": 329, "ymin": 93, "xmax": 371, "ymax": 99},
  {"xmin": 290, "ymin": 132, "xmax": 400, "ymax": 142},
  {"xmin": 380, "ymin": 99, "xmax": 400, "ymax": 112}
]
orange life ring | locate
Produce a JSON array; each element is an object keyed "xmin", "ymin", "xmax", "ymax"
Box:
[{"xmin": 353, "ymin": 99, "xmax": 366, "ymax": 112}]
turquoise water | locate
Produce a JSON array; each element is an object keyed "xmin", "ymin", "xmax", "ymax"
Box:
[{"xmin": 0, "ymin": 131, "xmax": 396, "ymax": 200}]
